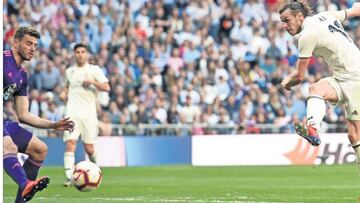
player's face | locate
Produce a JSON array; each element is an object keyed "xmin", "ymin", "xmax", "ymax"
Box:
[
  {"xmin": 280, "ymin": 10, "xmax": 302, "ymax": 36},
  {"xmin": 74, "ymin": 47, "xmax": 88, "ymax": 66},
  {"xmin": 14, "ymin": 34, "xmax": 38, "ymax": 61}
]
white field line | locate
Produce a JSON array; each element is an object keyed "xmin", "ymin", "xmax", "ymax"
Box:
[
  {"xmin": 2, "ymin": 196, "xmax": 285, "ymax": 203},
  {"xmin": 3, "ymin": 195, "xmax": 357, "ymax": 203},
  {"xmin": 1, "ymin": 196, "xmax": 329, "ymax": 203}
]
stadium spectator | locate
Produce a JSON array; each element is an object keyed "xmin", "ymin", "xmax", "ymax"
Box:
[
  {"xmin": 99, "ymin": 112, "xmax": 113, "ymax": 137},
  {"xmin": 180, "ymin": 95, "xmax": 201, "ymax": 124},
  {"xmin": 40, "ymin": 61, "xmax": 61, "ymax": 91}
]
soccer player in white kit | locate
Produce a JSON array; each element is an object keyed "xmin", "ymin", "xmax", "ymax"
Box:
[
  {"xmin": 280, "ymin": 1, "xmax": 360, "ymax": 171},
  {"xmin": 61, "ymin": 43, "xmax": 110, "ymax": 186}
]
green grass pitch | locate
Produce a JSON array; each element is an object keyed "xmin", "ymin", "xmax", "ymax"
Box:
[{"xmin": 3, "ymin": 164, "xmax": 360, "ymax": 203}]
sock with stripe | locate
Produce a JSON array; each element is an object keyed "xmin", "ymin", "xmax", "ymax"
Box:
[
  {"xmin": 23, "ymin": 157, "xmax": 43, "ymax": 180},
  {"xmin": 15, "ymin": 158, "xmax": 44, "ymax": 203},
  {"xmin": 3, "ymin": 153, "xmax": 28, "ymax": 190}
]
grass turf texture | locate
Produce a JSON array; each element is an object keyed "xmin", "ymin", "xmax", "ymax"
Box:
[{"xmin": 4, "ymin": 165, "xmax": 360, "ymax": 203}]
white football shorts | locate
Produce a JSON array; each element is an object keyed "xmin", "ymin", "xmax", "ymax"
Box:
[
  {"xmin": 63, "ymin": 117, "xmax": 99, "ymax": 144},
  {"xmin": 324, "ymin": 77, "xmax": 360, "ymax": 120}
]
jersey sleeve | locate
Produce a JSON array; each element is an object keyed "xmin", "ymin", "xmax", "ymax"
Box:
[
  {"xmin": 324, "ymin": 10, "xmax": 346, "ymax": 22},
  {"xmin": 93, "ymin": 66, "xmax": 109, "ymax": 83},
  {"xmin": 298, "ymin": 32, "xmax": 317, "ymax": 58}
]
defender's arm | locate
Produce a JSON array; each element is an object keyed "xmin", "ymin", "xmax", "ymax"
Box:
[{"xmin": 15, "ymin": 96, "xmax": 74, "ymax": 131}]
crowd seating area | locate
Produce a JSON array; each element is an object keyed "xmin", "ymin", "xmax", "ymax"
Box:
[{"xmin": 4, "ymin": 0, "xmax": 359, "ymax": 136}]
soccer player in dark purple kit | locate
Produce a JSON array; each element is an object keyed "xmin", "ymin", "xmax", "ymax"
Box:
[{"xmin": 3, "ymin": 27, "xmax": 74, "ymax": 202}]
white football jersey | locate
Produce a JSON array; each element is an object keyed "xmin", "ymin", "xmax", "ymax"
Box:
[
  {"xmin": 298, "ymin": 10, "xmax": 360, "ymax": 81},
  {"xmin": 65, "ymin": 63, "xmax": 109, "ymax": 119}
]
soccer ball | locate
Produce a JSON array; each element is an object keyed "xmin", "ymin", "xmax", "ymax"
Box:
[{"xmin": 71, "ymin": 161, "xmax": 102, "ymax": 192}]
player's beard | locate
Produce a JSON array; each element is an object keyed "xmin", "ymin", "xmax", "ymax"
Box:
[{"xmin": 18, "ymin": 46, "xmax": 33, "ymax": 61}]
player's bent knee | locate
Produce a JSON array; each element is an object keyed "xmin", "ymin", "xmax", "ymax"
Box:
[
  {"xmin": 65, "ymin": 140, "xmax": 77, "ymax": 152},
  {"xmin": 309, "ymin": 84, "xmax": 322, "ymax": 95},
  {"xmin": 41, "ymin": 143, "xmax": 48, "ymax": 155},
  {"xmin": 38, "ymin": 143, "xmax": 48, "ymax": 160},
  {"xmin": 348, "ymin": 133, "xmax": 359, "ymax": 144},
  {"xmin": 31, "ymin": 142, "xmax": 48, "ymax": 161}
]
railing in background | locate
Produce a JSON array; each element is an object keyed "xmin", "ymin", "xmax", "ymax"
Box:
[{"xmin": 22, "ymin": 122, "xmax": 348, "ymax": 137}]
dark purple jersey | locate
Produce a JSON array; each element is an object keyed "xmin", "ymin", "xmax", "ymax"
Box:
[
  {"xmin": 3, "ymin": 50, "xmax": 33, "ymax": 145},
  {"xmin": 3, "ymin": 50, "xmax": 28, "ymax": 101}
]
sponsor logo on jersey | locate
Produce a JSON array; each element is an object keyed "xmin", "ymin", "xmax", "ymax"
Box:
[{"xmin": 3, "ymin": 83, "xmax": 17, "ymax": 101}]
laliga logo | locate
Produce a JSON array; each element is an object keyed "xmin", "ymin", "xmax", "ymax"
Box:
[
  {"xmin": 284, "ymin": 138, "xmax": 356, "ymax": 165},
  {"xmin": 284, "ymin": 138, "xmax": 320, "ymax": 165}
]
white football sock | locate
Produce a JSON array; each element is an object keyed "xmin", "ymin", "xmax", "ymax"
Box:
[
  {"xmin": 89, "ymin": 152, "xmax": 97, "ymax": 164},
  {"xmin": 64, "ymin": 152, "xmax": 75, "ymax": 180},
  {"xmin": 307, "ymin": 95, "xmax": 326, "ymax": 131}
]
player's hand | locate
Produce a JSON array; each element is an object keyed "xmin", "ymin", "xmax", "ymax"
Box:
[
  {"xmin": 281, "ymin": 76, "xmax": 292, "ymax": 91},
  {"xmin": 82, "ymin": 79, "xmax": 95, "ymax": 88},
  {"xmin": 59, "ymin": 91, "xmax": 67, "ymax": 102},
  {"xmin": 53, "ymin": 117, "xmax": 74, "ymax": 132}
]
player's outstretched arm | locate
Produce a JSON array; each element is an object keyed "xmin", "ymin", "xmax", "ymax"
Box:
[
  {"xmin": 281, "ymin": 58, "xmax": 310, "ymax": 91},
  {"xmin": 346, "ymin": 3, "xmax": 360, "ymax": 19},
  {"xmin": 14, "ymin": 96, "xmax": 74, "ymax": 132}
]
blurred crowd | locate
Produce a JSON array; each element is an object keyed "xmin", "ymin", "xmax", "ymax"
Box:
[{"xmin": 4, "ymin": 0, "xmax": 359, "ymax": 136}]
